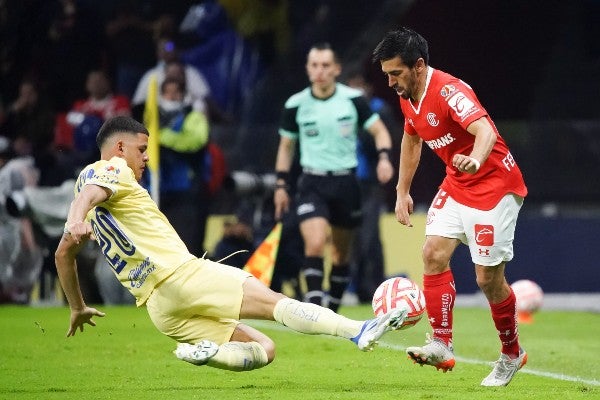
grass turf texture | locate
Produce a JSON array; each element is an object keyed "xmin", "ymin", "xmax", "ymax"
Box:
[{"xmin": 0, "ymin": 305, "xmax": 598, "ymax": 399}]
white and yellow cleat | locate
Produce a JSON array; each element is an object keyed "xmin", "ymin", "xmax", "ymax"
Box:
[{"xmin": 174, "ymin": 340, "xmax": 219, "ymax": 366}]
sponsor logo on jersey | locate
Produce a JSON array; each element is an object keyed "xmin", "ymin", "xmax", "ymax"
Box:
[
  {"xmin": 440, "ymin": 84, "xmax": 457, "ymax": 98},
  {"xmin": 474, "ymin": 224, "xmax": 494, "ymax": 246},
  {"xmin": 425, "ymin": 133, "xmax": 455, "ymax": 150},
  {"xmin": 502, "ymin": 152, "xmax": 516, "ymax": 171},
  {"xmin": 105, "ymin": 165, "xmax": 120, "ymax": 174},
  {"xmin": 302, "ymin": 121, "xmax": 319, "ymax": 136},
  {"xmin": 426, "ymin": 112, "xmax": 439, "ymax": 127},
  {"xmin": 447, "ymin": 91, "xmax": 478, "ymax": 121},
  {"xmin": 339, "ymin": 120, "xmax": 354, "ymax": 137},
  {"xmin": 129, "ymin": 257, "xmax": 156, "ymax": 289}
]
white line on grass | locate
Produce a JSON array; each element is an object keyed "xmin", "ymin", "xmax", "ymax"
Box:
[
  {"xmin": 246, "ymin": 320, "xmax": 600, "ymax": 387},
  {"xmin": 381, "ymin": 342, "xmax": 600, "ymax": 387}
]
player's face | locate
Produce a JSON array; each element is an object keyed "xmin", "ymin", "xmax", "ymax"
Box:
[
  {"xmin": 119, "ymin": 133, "xmax": 149, "ymax": 182},
  {"xmin": 306, "ymin": 49, "xmax": 341, "ymax": 92},
  {"xmin": 380, "ymin": 56, "xmax": 420, "ymax": 100}
]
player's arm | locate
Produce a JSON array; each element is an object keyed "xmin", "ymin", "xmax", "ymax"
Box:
[
  {"xmin": 55, "ymin": 184, "xmax": 111, "ymax": 336},
  {"xmin": 367, "ymin": 118, "xmax": 394, "ymax": 184},
  {"xmin": 395, "ymin": 132, "xmax": 423, "ymax": 227},
  {"xmin": 452, "ymin": 116, "xmax": 496, "ymax": 174},
  {"xmin": 274, "ymin": 135, "xmax": 297, "ymax": 220}
]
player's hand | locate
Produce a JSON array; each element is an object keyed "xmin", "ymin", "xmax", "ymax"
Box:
[
  {"xmin": 274, "ymin": 188, "xmax": 290, "ymax": 220},
  {"xmin": 452, "ymin": 154, "xmax": 480, "ymax": 174},
  {"xmin": 395, "ymin": 193, "xmax": 414, "ymax": 227},
  {"xmin": 67, "ymin": 306, "xmax": 106, "ymax": 337},
  {"xmin": 65, "ymin": 221, "xmax": 94, "ymax": 244},
  {"xmin": 376, "ymin": 158, "xmax": 394, "ymax": 184}
]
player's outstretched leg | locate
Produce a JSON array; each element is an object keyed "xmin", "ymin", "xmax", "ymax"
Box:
[
  {"xmin": 481, "ymin": 348, "xmax": 527, "ymax": 386},
  {"xmin": 273, "ymin": 297, "xmax": 407, "ymax": 351},
  {"xmin": 351, "ymin": 307, "xmax": 408, "ymax": 351},
  {"xmin": 406, "ymin": 333, "xmax": 456, "ymax": 372},
  {"xmin": 175, "ymin": 340, "xmax": 270, "ymax": 371}
]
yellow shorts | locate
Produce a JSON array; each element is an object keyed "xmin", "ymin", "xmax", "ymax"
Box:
[{"xmin": 145, "ymin": 258, "xmax": 252, "ymax": 344}]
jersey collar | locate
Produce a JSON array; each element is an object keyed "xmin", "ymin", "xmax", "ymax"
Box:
[{"xmin": 409, "ymin": 66, "xmax": 433, "ymax": 115}]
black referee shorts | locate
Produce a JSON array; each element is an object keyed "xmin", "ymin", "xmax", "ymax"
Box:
[{"xmin": 295, "ymin": 172, "xmax": 362, "ymax": 229}]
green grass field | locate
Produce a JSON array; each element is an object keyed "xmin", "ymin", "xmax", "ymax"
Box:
[{"xmin": 0, "ymin": 304, "xmax": 598, "ymax": 399}]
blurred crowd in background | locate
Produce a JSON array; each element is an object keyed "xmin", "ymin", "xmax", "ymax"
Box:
[{"xmin": 1, "ymin": 0, "xmax": 599, "ymax": 305}]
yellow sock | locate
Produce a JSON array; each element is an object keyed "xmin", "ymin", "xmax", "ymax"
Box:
[
  {"xmin": 273, "ymin": 298, "xmax": 363, "ymax": 339},
  {"xmin": 206, "ymin": 341, "xmax": 269, "ymax": 371}
]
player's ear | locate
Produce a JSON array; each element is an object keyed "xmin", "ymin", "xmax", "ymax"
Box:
[{"xmin": 415, "ymin": 58, "xmax": 426, "ymax": 72}]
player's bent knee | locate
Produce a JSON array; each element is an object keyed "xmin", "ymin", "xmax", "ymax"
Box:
[{"xmin": 259, "ymin": 337, "xmax": 276, "ymax": 363}]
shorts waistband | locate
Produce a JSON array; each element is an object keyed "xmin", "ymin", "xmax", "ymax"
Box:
[{"xmin": 303, "ymin": 167, "xmax": 355, "ymax": 176}]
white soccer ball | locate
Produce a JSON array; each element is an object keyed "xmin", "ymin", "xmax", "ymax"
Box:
[
  {"xmin": 511, "ymin": 279, "xmax": 544, "ymax": 313},
  {"xmin": 372, "ymin": 277, "xmax": 426, "ymax": 330}
]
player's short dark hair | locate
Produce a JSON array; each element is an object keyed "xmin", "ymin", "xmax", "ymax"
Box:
[
  {"xmin": 309, "ymin": 42, "xmax": 340, "ymax": 64},
  {"xmin": 96, "ymin": 116, "xmax": 149, "ymax": 149},
  {"xmin": 372, "ymin": 27, "xmax": 429, "ymax": 67}
]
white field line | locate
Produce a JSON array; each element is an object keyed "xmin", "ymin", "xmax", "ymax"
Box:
[
  {"xmin": 381, "ymin": 342, "xmax": 600, "ymax": 387},
  {"xmin": 246, "ymin": 320, "xmax": 600, "ymax": 387}
]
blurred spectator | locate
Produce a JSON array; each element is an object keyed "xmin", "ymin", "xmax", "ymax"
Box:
[
  {"xmin": 219, "ymin": 0, "xmax": 291, "ymax": 66},
  {"xmin": 0, "ymin": 79, "xmax": 55, "ymax": 166},
  {"xmin": 179, "ymin": 0, "xmax": 263, "ymax": 115},
  {"xmin": 55, "ymin": 69, "xmax": 131, "ymax": 166},
  {"xmin": 44, "ymin": 0, "xmax": 105, "ymax": 112},
  {"xmin": 212, "ymin": 217, "xmax": 254, "ymax": 268},
  {"xmin": 104, "ymin": 0, "xmax": 156, "ymax": 99},
  {"xmin": 0, "ymin": 155, "xmax": 43, "ymax": 304},
  {"xmin": 132, "ymin": 37, "xmax": 211, "ymax": 114},
  {"xmin": 147, "ymin": 77, "xmax": 211, "ymax": 256}
]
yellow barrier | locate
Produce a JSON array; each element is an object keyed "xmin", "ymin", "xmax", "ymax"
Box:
[{"xmin": 379, "ymin": 212, "xmax": 426, "ymax": 286}]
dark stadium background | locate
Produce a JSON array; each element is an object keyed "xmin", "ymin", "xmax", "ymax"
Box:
[{"xmin": 1, "ymin": 0, "xmax": 598, "ymax": 294}]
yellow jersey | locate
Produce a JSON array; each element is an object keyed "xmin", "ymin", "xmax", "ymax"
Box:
[{"xmin": 74, "ymin": 156, "xmax": 196, "ymax": 305}]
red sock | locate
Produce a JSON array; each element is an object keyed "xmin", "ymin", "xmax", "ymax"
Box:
[
  {"xmin": 490, "ymin": 289, "xmax": 520, "ymax": 358},
  {"xmin": 423, "ymin": 270, "xmax": 455, "ymax": 347}
]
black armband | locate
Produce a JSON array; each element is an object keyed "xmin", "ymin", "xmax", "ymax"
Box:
[
  {"xmin": 276, "ymin": 170, "xmax": 290, "ymax": 183},
  {"xmin": 377, "ymin": 148, "xmax": 393, "ymax": 160}
]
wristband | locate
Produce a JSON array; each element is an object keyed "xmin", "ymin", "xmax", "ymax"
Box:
[
  {"xmin": 274, "ymin": 182, "xmax": 289, "ymax": 191},
  {"xmin": 276, "ymin": 170, "xmax": 290, "ymax": 184},
  {"xmin": 469, "ymin": 157, "xmax": 481, "ymax": 172},
  {"xmin": 377, "ymin": 148, "xmax": 393, "ymax": 160}
]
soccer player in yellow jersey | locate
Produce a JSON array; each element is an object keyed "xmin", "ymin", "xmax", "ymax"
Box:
[{"xmin": 55, "ymin": 116, "xmax": 408, "ymax": 371}]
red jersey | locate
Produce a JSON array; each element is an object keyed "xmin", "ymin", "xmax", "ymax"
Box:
[{"xmin": 400, "ymin": 68, "xmax": 527, "ymax": 210}]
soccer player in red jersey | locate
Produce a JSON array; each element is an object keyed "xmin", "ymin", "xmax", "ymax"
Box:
[{"xmin": 373, "ymin": 28, "xmax": 528, "ymax": 386}]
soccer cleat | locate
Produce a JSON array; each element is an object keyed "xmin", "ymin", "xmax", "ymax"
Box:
[
  {"xmin": 174, "ymin": 340, "xmax": 219, "ymax": 365},
  {"xmin": 406, "ymin": 333, "xmax": 456, "ymax": 372},
  {"xmin": 351, "ymin": 307, "xmax": 408, "ymax": 351},
  {"xmin": 480, "ymin": 348, "xmax": 528, "ymax": 387}
]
